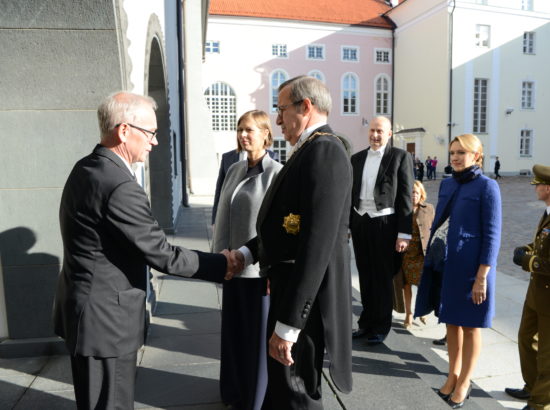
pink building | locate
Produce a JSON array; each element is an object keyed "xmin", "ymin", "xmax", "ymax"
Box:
[{"xmin": 203, "ymin": 0, "xmax": 394, "ymax": 161}]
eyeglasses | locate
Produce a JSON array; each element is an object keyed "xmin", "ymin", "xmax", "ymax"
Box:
[
  {"xmin": 116, "ymin": 123, "xmax": 157, "ymax": 141},
  {"xmin": 276, "ymin": 100, "xmax": 304, "ymax": 115}
]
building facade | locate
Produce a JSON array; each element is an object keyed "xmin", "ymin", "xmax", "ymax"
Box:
[
  {"xmin": 203, "ymin": 0, "xmax": 394, "ymax": 172},
  {"xmin": 388, "ymin": 0, "xmax": 550, "ymax": 175}
]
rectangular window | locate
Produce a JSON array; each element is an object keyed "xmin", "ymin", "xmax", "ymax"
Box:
[
  {"xmin": 374, "ymin": 48, "xmax": 391, "ymax": 63},
  {"xmin": 522, "ymin": 0, "xmax": 533, "ymax": 11},
  {"xmin": 520, "ymin": 129, "xmax": 533, "ymax": 157},
  {"xmin": 522, "ymin": 81, "xmax": 535, "ymax": 109},
  {"xmin": 475, "ymin": 25, "xmax": 490, "ymax": 47},
  {"xmin": 272, "ymin": 138, "xmax": 288, "ymax": 163},
  {"xmin": 523, "ymin": 32, "xmax": 535, "ymax": 54},
  {"xmin": 473, "ymin": 78, "xmax": 488, "ymax": 133},
  {"xmin": 272, "ymin": 44, "xmax": 288, "ymax": 58},
  {"xmin": 205, "ymin": 40, "xmax": 220, "ymax": 54},
  {"xmin": 342, "ymin": 46, "xmax": 358, "ymax": 62},
  {"xmin": 307, "ymin": 45, "xmax": 325, "ymax": 60}
]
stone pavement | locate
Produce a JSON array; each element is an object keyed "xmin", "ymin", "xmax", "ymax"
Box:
[{"xmin": 0, "ymin": 175, "xmax": 541, "ymax": 409}]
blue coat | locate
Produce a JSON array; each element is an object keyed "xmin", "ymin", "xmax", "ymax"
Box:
[{"xmin": 416, "ymin": 173, "xmax": 501, "ymax": 328}]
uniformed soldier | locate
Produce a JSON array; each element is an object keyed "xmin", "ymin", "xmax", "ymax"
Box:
[{"xmin": 505, "ymin": 164, "xmax": 550, "ymax": 410}]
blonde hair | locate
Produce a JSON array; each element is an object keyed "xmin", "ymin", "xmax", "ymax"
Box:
[
  {"xmin": 235, "ymin": 110, "xmax": 273, "ymax": 152},
  {"xmin": 413, "ymin": 180, "xmax": 427, "ymax": 203},
  {"xmin": 449, "ymin": 134, "xmax": 484, "ymax": 166}
]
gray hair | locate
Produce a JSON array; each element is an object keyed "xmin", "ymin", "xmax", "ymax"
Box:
[
  {"xmin": 97, "ymin": 91, "xmax": 157, "ymax": 140},
  {"xmin": 279, "ymin": 75, "xmax": 332, "ymax": 115}
]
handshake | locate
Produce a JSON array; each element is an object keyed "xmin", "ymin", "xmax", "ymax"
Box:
[{"xmin": 220, "ymin": 249, "xmax": 246, "ymax": 280}]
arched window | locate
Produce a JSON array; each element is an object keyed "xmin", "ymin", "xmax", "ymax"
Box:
[
  {"xmin": 342, "ymin": 73, "xmax": 358, "ymax": 115},
  {"xmin": 204, "ymin": 82, "xmax": 236, "ymax": 131},
  {"xmin": 308, "ymin": 70, "xmax": 325, "ymax": 83},
  {"xmin": 375, "ymin": 74, "xmax": 391, "ymax": 116},
  {"xmin": 270, "ymin": 70, "xmax": 288, "ymax": 112}
]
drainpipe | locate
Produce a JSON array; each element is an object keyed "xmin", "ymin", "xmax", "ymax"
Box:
[
  {"xmin": 447, "ymin": 0, "xmax": 456, "ymax": 165},
  {"xmin": 176, "ymin": 0, "xmax": 189, "ymax": 206}
]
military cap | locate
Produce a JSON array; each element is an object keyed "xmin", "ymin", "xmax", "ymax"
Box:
[{"xmin": 531, "ymin": 164, "xmax": 550, "ymax": 185}]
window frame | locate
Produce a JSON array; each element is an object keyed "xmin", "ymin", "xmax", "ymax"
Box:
[
  {"xmin": 475, "ymin": 24, "xmax": 491, "ymax": 48},
  {"xmin": 523, "ymin": 32, "xmax": 535, "ymax": 54},
  {"xmin": 205, "ymin": 40, "xmax": 220, "ymax": 54},
  {"xmin": 270, "ymin": 69, "xmax": 289, "ymax": 113},
  {"xmin": 521, "ymin": 81, "xmax": 535, "ymax": 110},
  {"xmin": 473, "ymin": 78, "xmax": 488, "ymax": 134},
  {"xmin": 374, "ymin": 48, "xmax": 392, "ymax": 64},
  {"xmin": 341, "ymin": 72, "xmax": 359, "ymax": 116},
  {"xmin": 341, "ymin": 46, "xmax": 359, "ymax": 62},
  {"xmin": 307, "ymin": 70, "xmax": 325, "ymax": 83},
  {"xmin": 204, "ymin": 81, "xmax": 236, "ymax": 132},
  {"xmin": 272, "ymin": 44, "xmax": 288, "ymax": 58},
  {"xmin": 374, "ymin": 74, "xmax": 391, "ymax": 116},
  {"xmin": 519, "ymin": 129, "xmax": 533, "ymax": 157},
  {"xmin": 272, "ymin": 137, "xmax": 288, "ymax": 163},
  {"xmin": 306, "ymin": 44, "xmax": 326, "ymax": 61}
]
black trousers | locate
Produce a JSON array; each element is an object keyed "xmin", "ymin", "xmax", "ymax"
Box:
[
  {"xmin": 70, "ymin": 350, "xmax": 137, "ymax": 410},
  {"xmin": 351, "ymin": 211, "xmax": 400, "ymax": 336},
  {"xmin": 262, "ymin": 267, "xmax": 325, "ymax": 410}
]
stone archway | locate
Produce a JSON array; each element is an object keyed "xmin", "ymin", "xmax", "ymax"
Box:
[{"xmin": 146, "ymin": 35, "xmax": 174, "ymax": 231}]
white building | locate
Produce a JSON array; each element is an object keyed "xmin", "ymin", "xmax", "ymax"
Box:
[{"xmin": 387, "ymin": 0, "xmax": 550, "ymax": 175}]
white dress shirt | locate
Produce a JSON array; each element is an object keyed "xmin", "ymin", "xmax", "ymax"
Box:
[{"xmin": 354, "ymin": 145, "xmax": 411, "ymax": 240}]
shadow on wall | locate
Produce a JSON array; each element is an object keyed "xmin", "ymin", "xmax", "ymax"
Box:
[{"xmin": 0, "ymin": 227, "xmax": 60, "ymax": 339}]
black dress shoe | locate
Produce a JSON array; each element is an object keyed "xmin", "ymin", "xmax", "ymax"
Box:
[
  {"xmin": 433, "ymin": 336, "xmax": 447, "ymax": 346},
  {"xmin": 436, "ymin": 389, "xmax": 451, "ymax": 401},
  {"xmin": 352, "ymin": 328, "xmax": 368, "ymax": 339},
  {"xmin": 366, "ymin": 334, "xmax": 386, "ymax": 346},
  {"xmin": 505, "ymin": 387, "xmax": 530, "ymax": 400},
  {"xmin": 521, "ymin": 405, "xmax": 535, "ymax": 410},
  {"xmin": 447, "ymin": 383, "xmax": 471, "ymax": 408}
]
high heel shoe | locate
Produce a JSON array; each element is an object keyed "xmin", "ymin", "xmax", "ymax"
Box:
[
  {"xmin": 419, "ymin": 316, "xmax": 427, "ymax": 325},
  {"xmin": 447, "ymin": 383, "xmax": 472, "ymax": 408},
  {"xmin": 436, "ymin": 389, "xmax": 451, "ymax": 401}
]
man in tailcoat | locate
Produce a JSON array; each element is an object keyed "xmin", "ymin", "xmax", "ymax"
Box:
[
  {"xmin": 233, "ymin": 76, "xmax": 353, "ymax": 409},
  {"xmin": 53, "ymin": 92, "xmax": 234, "ymax": 409},
  {"xmin": 506, "ymin": 164, "xmax": 550, "ymax": 410},
  {"xmin": 350, "ymin": 116, "xmax": 414, "ymax": 345}
]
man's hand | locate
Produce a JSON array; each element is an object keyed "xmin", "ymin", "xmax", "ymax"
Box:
[
  {"xmin": 220, "ymin": 249, "xmax": 244, "ymax": 280},
  {"xmin": 513, "ymin": 247, "xmax": 526, "ymax": 266},
  {"xmin": 269, "ymin": 332, "xmax": 294, "ymax": 366},
  {"xmin": 395, "ymin": 238, "xmax": 410, "ymax": 253}
]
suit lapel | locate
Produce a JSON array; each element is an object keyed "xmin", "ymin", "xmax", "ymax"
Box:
[
  {"xmin": 94, "ymin": 145, "xmax": 135, "ymax": 180},
  {"xmin": 375, "ymin": 146, "xmax": 394, "ymax": 186},
  {"xmin": 256, "ymin": 126, "xmax": 333, "ymax": 227},
  {"xmin": 536, "ymin": 211, "xmax": 550, "ymax": 235}
]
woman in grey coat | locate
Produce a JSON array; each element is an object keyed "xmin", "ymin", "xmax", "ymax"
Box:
[{"xmin": 212, "ymin": 110, "xmax": 282, "ymax": 410}]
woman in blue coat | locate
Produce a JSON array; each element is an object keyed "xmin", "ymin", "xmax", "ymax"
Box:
[{"xmin": 416, "ymin": 134, "xmax": 501, "ymax": 408}]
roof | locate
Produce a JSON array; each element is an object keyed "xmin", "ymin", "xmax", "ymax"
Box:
[{"xmin": 209, "ymin": 0, "xmax": 394, "ymax": 28}]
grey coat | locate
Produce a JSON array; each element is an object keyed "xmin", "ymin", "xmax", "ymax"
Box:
[{"xmin": 212, "ymin": 154, "xmax": 282, "ymax": 278}]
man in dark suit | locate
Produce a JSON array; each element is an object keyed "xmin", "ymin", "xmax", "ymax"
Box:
[
  {"xmin": 232, "ymin": 76, "xmax": 353, "ymax": 409},
  {"xmin": 53, "ymin": 91, "xmax": 235, "ymax": 409},
  {"xmin": 350, "ymin": 116, "xmax": 414, "ymax": 345}
]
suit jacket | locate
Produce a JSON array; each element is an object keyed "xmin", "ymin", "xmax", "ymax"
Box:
[
  {"xmin": 212, "ymin": 154, "xmax": 282, "ymax": 277},
  {"xmin": 350, "ymin": 146, "xmax": 414, "ymax": 235},
  {"xmin": 53, "ymin": 145, "xmax": 226, "ymax": 358},
  {"xmin": 245, "ymin": 125, "xmax": 353, "ymax": 393},
  {"xmin": 212, "ymin": 149, "xmax": 278, "ymax": 224}
]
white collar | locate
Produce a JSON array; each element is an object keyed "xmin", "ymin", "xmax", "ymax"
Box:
[
  {"xmin": 369, "ymin": 144, "xmax": 387, "ymax": 157},
  {"xmin": 293, "ymin": 122, "xmax": 327, "ymax": 147},
  {"xmin": 113, "ymin": 152, "xmax": 135, "ymax": 176}
]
